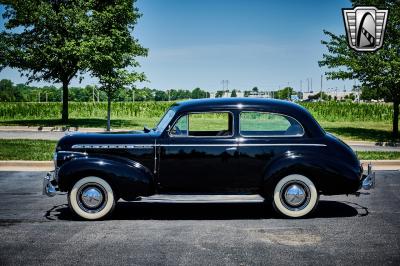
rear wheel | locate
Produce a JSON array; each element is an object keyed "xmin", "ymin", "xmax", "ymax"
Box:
[
  {"xmin": 272, "ymin": 174, "xmax": 318, "ymax": 218},
  {"xmin": 68, "ymin": 176, "xmax": 116, "ymax": 220}
]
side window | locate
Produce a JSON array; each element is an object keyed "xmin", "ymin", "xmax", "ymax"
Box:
[
  {"xmin": 240, "ymin": 112, "xmax": 304, "ymax": 137},
  {"xmin": 170, "ymin": 112, "xmax": 233, "ymax": 137}
]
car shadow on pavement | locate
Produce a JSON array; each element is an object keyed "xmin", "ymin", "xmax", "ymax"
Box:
[{"xmin": 45, "ymin": 200, "xmax": 366, "ymax": 221}]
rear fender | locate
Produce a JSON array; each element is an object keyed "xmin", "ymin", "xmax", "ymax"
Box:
[{"xmin": 262, "ymin": 152, "xmax": 361, "ymax": 197}]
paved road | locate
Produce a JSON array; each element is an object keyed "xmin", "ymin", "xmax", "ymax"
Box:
[
  {"xmin": 1, "ymin": 130, "xmax": 399, "ymax": 151},
  {"xmin": 0, "ymin": 171, "xmax": 399, "ymax": 265}
]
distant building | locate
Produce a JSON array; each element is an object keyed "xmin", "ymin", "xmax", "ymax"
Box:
[
  {"xmin": 301, "ymin": 91, "xmax": 355, "ymax": 100},
  {"xmin": 210, "ymin": 90, "xmax": 270, "ymax": 98},
  {"xmin": 210, "ymin": 90, "xmax": 244, "ymax": 98}
]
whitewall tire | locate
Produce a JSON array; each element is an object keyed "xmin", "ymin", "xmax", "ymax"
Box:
[
  {"xmin": 68, "ymin": 176, "xmax": 116, "ymax": 220},
  {"xmin": 272, "ymin": 174, "xmax": 318, "ymax": 218}
]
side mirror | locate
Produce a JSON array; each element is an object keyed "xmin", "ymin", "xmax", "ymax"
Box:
[{"xmin": 143, "ymin": 126, "xmax": 151, "ymax": 133}]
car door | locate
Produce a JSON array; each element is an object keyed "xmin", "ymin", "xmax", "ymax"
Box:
[
  {"xmin": 236, "ymin": 111, "xmax": 305, "ymax": 192},
  {"xmin": 158, "ymin": 111, "xmax": 239, "ymax": 193}
]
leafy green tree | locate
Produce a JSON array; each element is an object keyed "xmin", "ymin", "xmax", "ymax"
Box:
[
  {"xmin": 252, "ymin": 87, "xmax": 258, "ymax": 92},
  {"xmin": 231, "ymin": 90, "xmax": 237, "ymax": 97},
  {"xmin": 191, "ymin": 87, "xmax": 205, "ymax": 99},
  {"xmin": 0, "ymin": 0, "xmax": 95, "ymax": 122},
  {"xmin": 275, "ymin": 87, "xmax": 294, "ymax": 100},
  {"xmin": 319, "ymin": 0, "xmax": 400, "ymax": 138},
  {"xmin": 155, "ymin": 90, "xmax": 168, "ymax": 101},
  {"xmin": 87, "ymin": 0, "xmax": 147, "ymax": 131}
]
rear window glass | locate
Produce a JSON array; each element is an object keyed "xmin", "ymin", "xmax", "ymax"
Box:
[{"xmin": 240, "ymin": 112, "xmax": 304, "ymax": 136}]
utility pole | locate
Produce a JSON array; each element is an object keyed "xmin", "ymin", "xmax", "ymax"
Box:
[
  {"xmin": 92, "ymin": 86, "xmax": 95, "ymax": 102},
  {"xmin": 311, "ymin": 78, "xmax": 313, "ymax": 92},
  {"xmin": 307, "ymin": 78, "xmax": 309, "ymax": 93},
  {"xmin": 320, "ymin": 74, "xmax": 323, "ymax": 101},
  {"xmin": 38, "ymin": 91, "xmax": 40, "ymax": 103},
  {"xmin": 132, "ymin": 89, "xmax": 135, "ymax": 102},
  {"xmin": 45, "ymin": 93, "xmax": 48, "ymax": 103}
]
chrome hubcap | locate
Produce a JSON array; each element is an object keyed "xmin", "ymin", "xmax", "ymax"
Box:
[
  {"xmin": 81, "ymin": 187, "xmax": 103, "ymax": 208},
  {"xmin": 280, "ymin": 181, "xmax": 311, "ymax": 211},
  {"xmin": 284, "ymin": 184, "xmax": 306, "ymax": 206},
  {"xmin": 76, "ymin": 182, "xmax": 108, "ymax": 213}
]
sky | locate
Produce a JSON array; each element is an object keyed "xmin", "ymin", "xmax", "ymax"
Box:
[{"xmin": 0, "ymin": 0, "xmax": 357, "ymax": 92}]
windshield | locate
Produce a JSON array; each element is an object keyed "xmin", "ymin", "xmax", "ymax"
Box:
[{"xmin": 155, "ymin": 109, "xmax": 176, "ymax": 132}]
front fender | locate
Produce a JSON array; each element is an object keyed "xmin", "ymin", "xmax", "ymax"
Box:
[
  {"xmin": 263, "ymin": 152, "xmax": 362, "ymax": 196},
  {"xmin": 57, "ymin": 155, "xmax": 155, "ymax": 200}
]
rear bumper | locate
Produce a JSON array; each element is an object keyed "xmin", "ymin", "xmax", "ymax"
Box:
[
  {"xmin": 361, "ymin": 163, "xmax": 375, "ymax": 190},
  {"xmin": 43, "ymin": 171, "xmax": 58, "ymax": 197}
]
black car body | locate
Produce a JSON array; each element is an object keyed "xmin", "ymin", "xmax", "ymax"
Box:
[{"xmin": 44, "ymin": 98, "xmax": 375, "ymax": 219}]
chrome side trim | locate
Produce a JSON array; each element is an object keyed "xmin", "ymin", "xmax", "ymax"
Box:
[
  {"xmin": 238, "ymin": 143, "xmax": 326, "ymax": 147},
  {"xmin": 72, "ymin": 143, "xmax": 327, "ymax": 149},
  {"xmin": 72, "ymin": 144, "xmax": 153, "ymax": 149}
]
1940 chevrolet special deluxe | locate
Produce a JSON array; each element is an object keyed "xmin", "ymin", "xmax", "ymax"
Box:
[{"xmin": 43, "ymin": 98, "xmax": 375, "ymax": 220}]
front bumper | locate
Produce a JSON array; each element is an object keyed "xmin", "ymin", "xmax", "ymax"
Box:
[
  {"xmin": 43, "ymin": 171, "xmax": 58, "ymax": 197},
  {"xmin": 361, "ymin": 163, "xmax": 375, "ymax": 190}
]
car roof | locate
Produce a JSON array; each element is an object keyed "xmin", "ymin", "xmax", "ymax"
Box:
[{"xmin": 172, "ymin": 98, "xmax": 303, "ymax": 112}]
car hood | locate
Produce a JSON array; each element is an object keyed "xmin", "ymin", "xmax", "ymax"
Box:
[{"xmin": 56, "ymin": 130, "xmax": 160, "ymax": 151}]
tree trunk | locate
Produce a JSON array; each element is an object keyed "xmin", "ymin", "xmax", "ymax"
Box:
[
  {"xmin": 61, "ymin": 80, "xmax": 69, "ymax": 123},
  {"xmin": 393, "ymin": 100, "xmax": 399, "ymax": 139},
  {"xmin": 107, "ymin": 93, "xmax": 111, "ymax": 132}
]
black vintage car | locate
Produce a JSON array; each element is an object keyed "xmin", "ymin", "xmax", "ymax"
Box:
[{"xmin": 43, "ymin": 98, "xmax": 375, "ymax": 220}]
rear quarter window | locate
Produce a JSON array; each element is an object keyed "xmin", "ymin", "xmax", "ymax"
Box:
[{"xmin": 240, "ymin": 111, "xmax": 304, "ymax": 137}]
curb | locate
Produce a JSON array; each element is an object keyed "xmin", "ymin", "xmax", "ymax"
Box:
[
  {"xmin": 0, "ymin": 160, "xmax": 399, "ymax": 171},
  {"xmin": 347, "ymin": 141, "xmax": 400, "ymax": 147}
]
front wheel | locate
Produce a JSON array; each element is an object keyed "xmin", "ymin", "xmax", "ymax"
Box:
[
  {"xmin": 272, "ymin": 174, "xmax": 319, "ymax": 218},
  {"xmin": 68, "ymin": 176, "xmax": 116, "ymax": 220}
]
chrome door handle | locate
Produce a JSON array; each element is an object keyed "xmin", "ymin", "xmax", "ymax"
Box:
[{"xmin": 225, "ymin": 147, "xmax": 237, "ymax": 151}]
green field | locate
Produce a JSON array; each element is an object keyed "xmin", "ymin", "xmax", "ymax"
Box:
[
  {"xmin": 0, "ymin": 139, "xmax": 398, "ymax": 161},
  {"xmin": 0, "ymin": 101, "xmax": 396, "ymax": 142}
]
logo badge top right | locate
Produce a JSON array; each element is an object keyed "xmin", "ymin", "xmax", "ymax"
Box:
[{"xmin": 342, "ymin": 6, "xmax": 388, "ymax": 52}]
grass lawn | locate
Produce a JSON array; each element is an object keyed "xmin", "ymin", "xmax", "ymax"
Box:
[
  {"xmin": 0, "ymin": 139, "xmax": 399, "ymax": 161},
  {"xmin": 356, "ymin": 151, "xmax": 400, "ymax": 160},
  {"xmin": 0, "ymin": 139, "xmax": 57, "ymax": 161},
  {"xmin": 320, "ymin": 121, "xmax": 394, "ymax": 142}
]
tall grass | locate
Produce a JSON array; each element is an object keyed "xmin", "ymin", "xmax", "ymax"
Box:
[
  {"xmin": 0, "ymin": 101, "xmax": 393, "ymax": 122},
  {"xmin": 0, "ymin": 102, "xmax": 173, "ymax": 120},
  {"xmin": 301, "ymin": 102, "xmax": 393, "ymax": 122}
]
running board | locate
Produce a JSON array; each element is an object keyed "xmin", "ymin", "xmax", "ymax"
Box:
[{"xmin": 138, "ymin": 194, "xmax": 265, "ymax": 203}]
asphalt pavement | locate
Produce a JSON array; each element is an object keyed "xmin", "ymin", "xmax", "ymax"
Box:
[
  {"xmin": 0, "ymin": 171, "xmax": 399, "ymax": 265},
  {"xmin": 1, "ymin": 130, "xmax": 399, "ymax": 151}
]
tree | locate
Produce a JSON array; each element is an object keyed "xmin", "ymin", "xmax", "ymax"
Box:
[
  {"xmin": 319, "ymin": 0, "xmax": 400, "ymax": 138},
  {"xmin": 87, "ymin": 0, "xmax": 147, "ymax": 131},
  {"xmin": 231, "ymin": 90, "xmax": 237, "ymax": 97},
  {"xmin": 0, "ymin": 0, "xmax": 95, "ymax": 122},
  {"xmin": 252, "ymin": 87, "xmax": 258, "ymax": 92},
  {"xmin": 191, "ymin": 87, "xmax": 206, "ymax": 99},
  {"xmin": 275, "ymin": 87, "xmax": 294, "ymax": 100}
]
